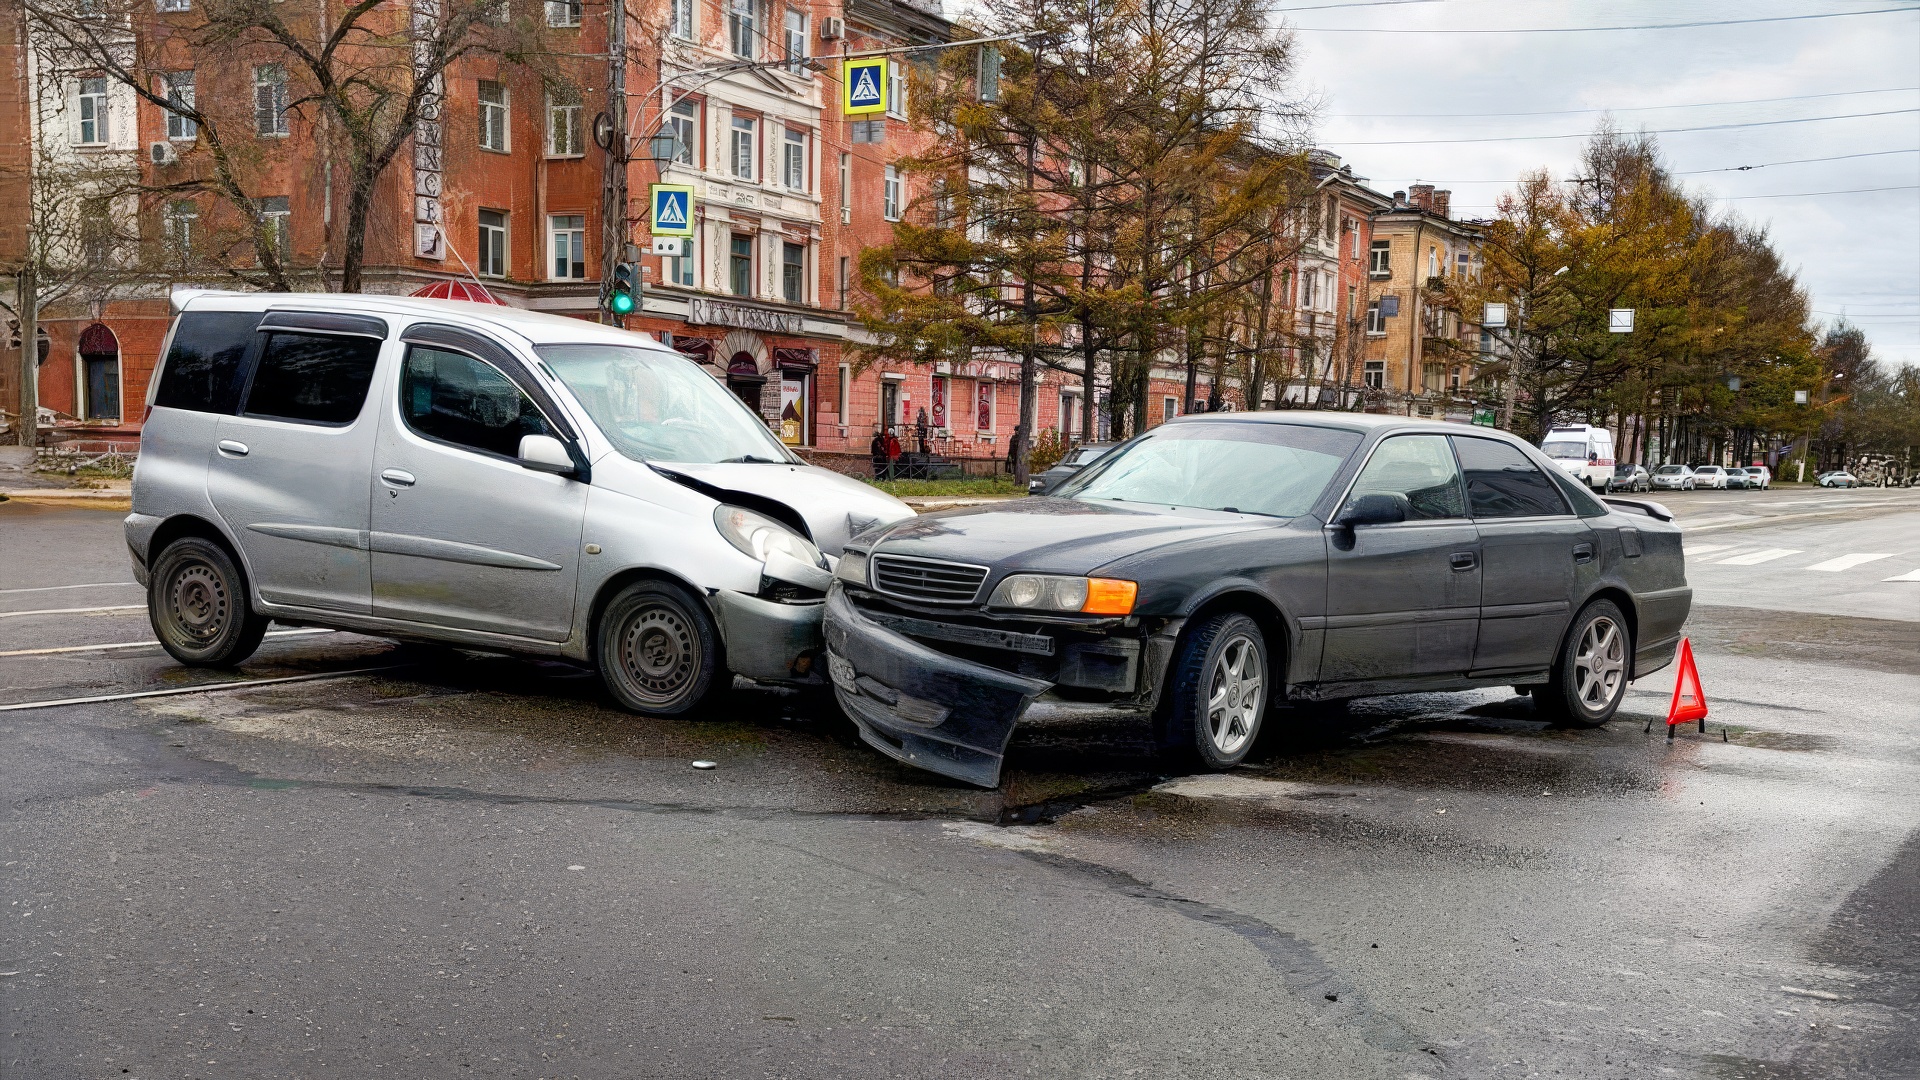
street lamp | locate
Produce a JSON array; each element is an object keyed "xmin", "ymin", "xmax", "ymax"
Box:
[{"xmin": 648, "ymin": 130, "xmax": 681, "ymax": 171}]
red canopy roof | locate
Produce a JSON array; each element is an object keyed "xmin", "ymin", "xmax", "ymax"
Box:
[{"xmin": 409, "ymin": 279, "xmax": 508, "ymax": 305}]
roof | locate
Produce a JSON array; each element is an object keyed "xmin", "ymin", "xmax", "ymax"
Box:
[
  {"xmin": 411, "ymin": 279, "xmax": 507, "ymax": 305},
  {"xmin": 170, "ymin": 290, "xmax": 669, "ymax": 351},
  {"xmin": 1164, "ymin": 410, "xmax": 1527, "ymax": 441}
]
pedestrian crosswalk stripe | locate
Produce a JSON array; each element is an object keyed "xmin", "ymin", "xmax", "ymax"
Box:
[
  {"xmin": 1716, "ymin": 548, "xmax": 1801, "ymax": 565},
  {"xmin": 1806, "ymin": 553, "xmax": 1894, "ymax": 572},
  {"xmin": 1883, "ymin": 568, "xmax": 1920, "ymax": 582},
  {"xmin": 1684, "ymin": 543, "xmax": 1737, "ymax": 555}
]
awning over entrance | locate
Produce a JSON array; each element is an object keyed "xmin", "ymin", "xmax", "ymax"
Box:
[{"xmin": 410, "ymin": 279, "xmax": 508, "ymax": 305}]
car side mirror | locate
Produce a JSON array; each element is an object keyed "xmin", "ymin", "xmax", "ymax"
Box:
[
  {"xmin": 1335, "ymin": 492, "xmax": 1409, "ymax": 530},
  {"xmin": 518, "ymin": 434, "xmax": 575, "ymax": 476}
]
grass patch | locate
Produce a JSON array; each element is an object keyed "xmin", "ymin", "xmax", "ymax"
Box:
[{"xmin": 866, "ymin": 476, "xmax": 1025, "ymax": 497}]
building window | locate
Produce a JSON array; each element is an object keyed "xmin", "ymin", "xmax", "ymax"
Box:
[
  {"xmin": 1364, "ymin": 360, "xmax": 1384, "ymax": 389},
  {"xmin": 479, "ymin": 81, "xmax": 508, "ymax": 151},
  {"xmin": 549, "ymin": 214, "xmax": 586, "ymax": 279},
  {"xmin": 1163, "ymin": 396, "xmax": 1178, "ymax": 423},
  {"xmin": 1365, "ymin": 301, "xmax": 1386, "ymax": 335},
  {"xmin": 668, "ymin": 99, "xmax": 697, "ymax": 165},
  {"xmin": 163, "ymin": 71, "xmax": 195, "ymax": 140},
  {"xmin": 75, "ymin": 77, "xmax": 109, "ymax": 145},
  {"xmin": 729, "ymin": 235, "xmax": 754, "ymax": 296},
  {"xmin": 1369, "ymin": 239, "xmax": 1390, "ymax": 277},
  {"xmin": 885, "ymin": 61, "xmax": 907, "ymax": 120},
  {"xmin": 666, "ymin": 233, "xmax": 695, "ymax": 286},
  {"xmin": 547, "ymin": 94, "xmax": 582, "ymax": 156},
  {"xmin": 1456, "ymin": 249, "xmax": 1473, "ymax": 281},
  {"xmin": 976, "ymin": 380, "xmax": 994, "ymax": 431},
  {"xmin": 883, "ymin": 165, "xmax": 901, "ymax": 221},
  {"xmin": 164, "ymin": 199, "xmax": 196, "ymax": 260},
  {"xmin": 783, "ymin": 8, "xmax": 807, "ymax": 74},
  {"xmin": 782, "ymin": 126, "xmax": 806, "ymax": 190},
  {"xmin": 253, "ymin": 65, "xmax": 288, "ymax": 136},
  {"xmin": 1349, "ymin": 224, "xmax": 1360, "ymax": 259},
  {"xmin": 670, "ymin": 0, "xmax": 693, "ymax": 39},
  {"xmin": 545, "ymin": 0, "xmax": 580, "ymax": 25},
  {"xmin": 838, "ymin": 153, "xmax": 851, "ymax": 223},
  {"xmin": 478, "ymin": 209, "xmax": 507, "ymax": 277},
  {"xmin": 1427, "ymin": 245, "xmax": 1438, "ymax": 278},
  {"xmin": 1347, "ymin": 285, "xmax": 1357, "ymax": 320},
  {"xmin": 1324, "ymin": 196, "xmax": 1337, "ymax": 241},
  {"xmin": 728, "ymin": 0, "xmax": 755, "ymax": 58},
  {"xmin": 837, "ymin": 362, "xmax": 850, "ymax": 422},
  {"xmin": 836, "ymin": 255, "xmax": 849, "ymax": 309},
  {"xmin": 730, "ymin": 115, "xmax": 755, "ymax": 180},
  {"xmin": 258, "ymin": 196, "xmax": 290, "ymax": 256},
  {"xmin": 1300, "ymin": 272, "xmax": 1316, "ymax": 310},
  {"xmin": 781, "ymin": 242, "xmax": 805, "ymax": 304}
]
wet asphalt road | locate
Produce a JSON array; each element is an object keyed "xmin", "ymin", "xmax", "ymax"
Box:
[{"xmin": 2, "ymin": 489, "xmax": 1917, "ymax": 1079}]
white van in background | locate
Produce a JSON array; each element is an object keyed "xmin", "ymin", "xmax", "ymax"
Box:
[{"xmin": 1540, "ymin": 424, "xmax": 1616, "ymax": 489}]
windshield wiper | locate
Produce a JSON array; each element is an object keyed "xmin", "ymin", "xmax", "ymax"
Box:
[{"xmin": 718, "ymin": 455, "xmax": 785, "ymax": 464}]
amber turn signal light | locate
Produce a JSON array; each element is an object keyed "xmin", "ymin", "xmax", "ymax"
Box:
[{"xmin": 1081, "ymin": 578, "xmax": 1138, "ymax": 615}]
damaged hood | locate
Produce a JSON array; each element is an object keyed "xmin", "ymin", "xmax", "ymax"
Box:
[
  {"xmin": 868, "ymin": 497, "xmax": 1272, "ymax": 575},
  {"xmin": 649, "ymin": 461, "xmax": 912, "ymax": 555}
]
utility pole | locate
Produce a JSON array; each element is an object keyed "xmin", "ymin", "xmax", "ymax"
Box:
[{"xmin": 600, "ymin": 0, "xmax": 629, "ymax": 327}]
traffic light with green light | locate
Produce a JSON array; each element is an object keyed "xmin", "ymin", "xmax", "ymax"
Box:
[{"xmin": 607, "ymin": 262, "xmax": 637, "ymax": 315}]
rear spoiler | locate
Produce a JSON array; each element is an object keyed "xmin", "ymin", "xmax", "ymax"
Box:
[{"xmin": 1602, "ymin": 496, "xmax": 1675, "ymax": 522}]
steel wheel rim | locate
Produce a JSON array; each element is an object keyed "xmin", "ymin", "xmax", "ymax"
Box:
[
  {"xmin": 1205, "ymin": 633, "xmax": 1263, "ymax": 755},
  {"xmin": 620, "ymin": 605, "xmax": 697, "ymax": 705},
  {"xmin": 1573, "ymin": 615, "xmax": 1626, "ymax": 711},
  {"xmin": 167, "ymin": 562, "xmax": 227, "ymax": 643}
]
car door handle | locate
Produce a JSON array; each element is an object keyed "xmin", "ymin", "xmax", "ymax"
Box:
[
  {"xmin": 217, "ymin": 440, "xmax": 249, "ymax": 457},
  {"xmin": 1573, "ymin": 542, "xmax": 1595, "ymax": 563},
  {"xmin": 380, "ymin": 469, "xmax": 416, "ymax": 488},
  {"xmin": 1450, "ymin": 551, "xmax": 1477, "ymax": 571}
]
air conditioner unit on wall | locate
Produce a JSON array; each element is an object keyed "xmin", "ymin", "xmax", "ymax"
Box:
[
  {"xmin": 819, "ymin": 16, "xmax": 844, "ymax": 39},
  {"xmin": 149, "ymin": 141, "xmax": 177, "ymax": 165}
]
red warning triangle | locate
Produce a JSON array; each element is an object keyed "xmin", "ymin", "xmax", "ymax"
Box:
[{"xmin": 1666, "ymin": 638, "xmax": 1708, "ymax": 726}]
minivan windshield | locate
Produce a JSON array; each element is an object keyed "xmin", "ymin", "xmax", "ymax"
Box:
[
  {"xmin": 1055, "ymin": 422, "xmax": 1361, "ymax": 517},
  {"xmin": 1541, "ymin": 440, "xmax": 1588, "ymax": 460},
  {"xmin": 537, "ymin": 344, "xmax": 795, "ymax": 464}
]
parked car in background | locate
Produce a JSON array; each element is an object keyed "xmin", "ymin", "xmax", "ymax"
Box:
[
  {"xmin": 1725, "ymin": 468, "xmax": 1754, "ymax": 490},
  {"xmin": 1029, "ymin": 443, "xmax": 1116, "ymax": 494},
  {"xmin": 1651, "ymin": 465, "xmax": 1695, "ymax": 491},
  {"xmin": 1745, "ymin": 465, "xmax": 1771, "ymax": 490},
  {"xmin": 127, "ymin": 292, "xmax": 913, "ymax": 716},
  {"xmin": 1692, "ymin": 465, "xmax": 1730, "ymax": 490},
  {"xmin": 1818, "ymin": 470, "xmax": 1860, "ymax": 488},
  {"xmin": 1540, "ymin": 424, "xmax": 1616, "ymax": 489},
  {"xmin": 826, "ymin": 413, "xmax": 1692, "ymax": 787},
  {"xmin": 1606, "ymin": 464, "xmax": 1651, "ymax": 493}
]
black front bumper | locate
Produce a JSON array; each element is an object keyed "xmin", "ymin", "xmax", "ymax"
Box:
[{"xmin": 823, "ymin": 584, "xmax": 1049, "ymax": 788}]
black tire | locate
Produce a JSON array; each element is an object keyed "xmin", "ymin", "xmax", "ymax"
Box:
[
  {"xmin": 1531, "ymin": 600, "xmax": 1632, "ymax": 727},
  {"xmin": 596, "ymin": 580, "xmax": 727, "ymax": 716},
  {"xmin": 1156, "ymin": 613, "xmax": 1269, "ymax": 770},
  {"xmin": 147, "ymin": 536, "xmax": 269, "ymax": 667}
]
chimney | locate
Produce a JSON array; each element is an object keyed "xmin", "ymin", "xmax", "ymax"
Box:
[
  {"xmin": 1409, "ymin": 184, "xmax": 1435, "ymax": 212},
  {"xmin": 1433, "ymin": 190, "xmax": 1451, "ymax": 219},
  {"xmin": 1392, "ymin": 190, "xmax": 1407, "ymax": 207}
]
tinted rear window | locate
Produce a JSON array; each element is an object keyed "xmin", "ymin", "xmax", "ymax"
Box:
[
  {"xmin": 152, "ymin": 311, "xmax": 262, "ymax": 414},
  {"xmin": 243, "ymin": 332, "xmax": 381, "ymax": 426},
  {"xmin": 1453, "ymin": 436, "xmax": 1571, "ymax": 518}
]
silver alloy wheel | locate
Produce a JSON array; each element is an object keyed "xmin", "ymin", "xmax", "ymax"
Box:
[
  {"xmin": 1205, "ymin": 633, "xmax": 1264, "ymax": 755},
  {"xmin": 1573, "ymin": 615, "xmax": 1626, "ymax": 711},
  {"xmin": 620, "ymin": 606, "xmax": 697, "ymax": 705},
  {"xmin": 167, "ymin": 563, "xmax": 227, "ymax": 644}
]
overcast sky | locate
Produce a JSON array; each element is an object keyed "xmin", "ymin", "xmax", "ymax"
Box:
[{"xmin": 1281, "ymin": 0, "xmax": 1920, "ymax": 367}]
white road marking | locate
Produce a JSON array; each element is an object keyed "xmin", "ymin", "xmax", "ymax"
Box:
[
  {"xmin": 0, "ymin": 628, "xmax": 334, "ymax": 659},
  {"xmin": 1682, "ymin": 544, "xmax": 1738, "ymax": 555},
  {"xmin": 1805, "ymin": 553, "xmax": 1895, "ymax": 573},
  {"xmin": 0, "ymin": 582, "xmax": 139, "ymax": 596},
  {"xmin": 0, "ymin": 605, "xmax": 146, "ymax": 619},
  {"xmin": 1883, "ymin": 568, "xmax": 1920, "ymax": 582},
  {"xmin": 1716, "ymin": 548, "xmax": 1802, "ymax": 566},
  {"xmin": 0, "ymin": 665, "xmax": 408, "ymax": 713}
]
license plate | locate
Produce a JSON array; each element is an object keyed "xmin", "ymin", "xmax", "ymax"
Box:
[{"xmin": 827, "ymin": 652, "xmax": 857, "ymax": 690}]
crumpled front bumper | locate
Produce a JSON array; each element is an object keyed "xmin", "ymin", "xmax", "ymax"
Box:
[
  {"xmin": 823, "ymin": 584, "xmax": 1049, "ymax": 788},
  {"xmin": 709, "ymin": 590, "xmax": 826, "ymax": 684}
]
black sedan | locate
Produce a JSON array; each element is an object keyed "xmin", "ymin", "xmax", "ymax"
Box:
[{"xmin": 825, "ymin": 414, "xmax": 1693, "ymax": 787}]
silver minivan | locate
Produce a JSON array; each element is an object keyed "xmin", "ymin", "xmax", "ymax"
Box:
[{"xmin": 126, "ymin": 292, "xmax": 911, "ymax": 714}]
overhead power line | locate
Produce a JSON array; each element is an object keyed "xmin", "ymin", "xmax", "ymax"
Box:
[
  {"xmin": 1292, "ymin": 7, "xmax": 1920, "ymax": 33},
  {"xmin": 1678, "ymin": 149, "xmax": 1920, "ymax": 174},
  {"xmin": 1330, "ymin": 87, "xmax": 1919, "ymax": 119},
  {"xmin": 1722, "ymin": 185, "xmax": 1920, "ymax": 200},
  {"xmin": 1328, "ymin": 108, "xmax": 1919, "ymax": 145}
]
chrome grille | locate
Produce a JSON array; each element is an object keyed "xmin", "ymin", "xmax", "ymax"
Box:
[{"xmin": 868, "ymin": 554, "xmax": 989, "ymax": 605}]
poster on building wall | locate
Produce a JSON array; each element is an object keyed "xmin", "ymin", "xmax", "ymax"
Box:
[
  {"xmin": 977, "ymin": 380, "xmax": 993, "ymax": 431},
  {"xmin": 780, "ymin": 376, "xmax": 807, "ymax": 445},
  {"xmin": 930, "ymin": 377, "xmax": 947, "ymax": 428}
]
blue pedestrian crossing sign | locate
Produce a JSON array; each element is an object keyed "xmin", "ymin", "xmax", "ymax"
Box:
[
  {"xmin": 649, "ymin": 184, "xmax": 694, "ymax": 237},
  {"xmin": 843, "ymin": 57, "xmax": 888, "ymax": 115}
]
